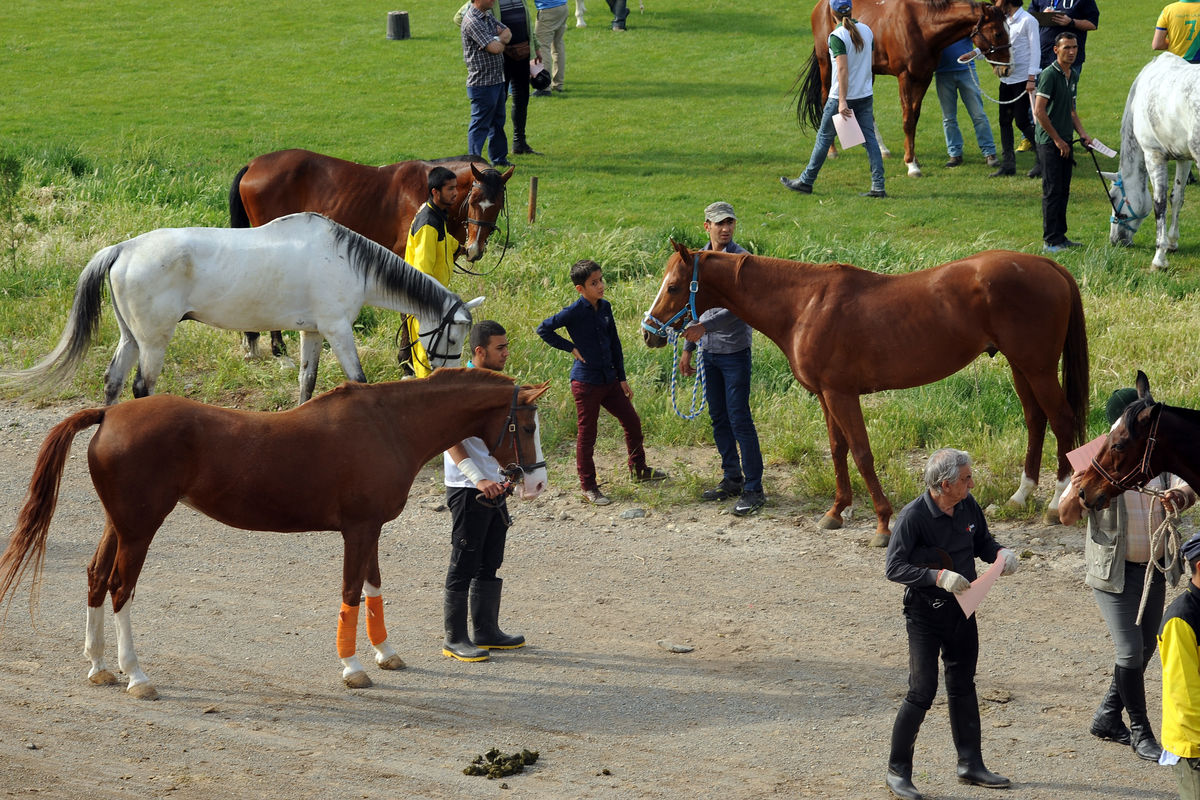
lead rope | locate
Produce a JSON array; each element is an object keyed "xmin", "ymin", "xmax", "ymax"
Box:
[
  {"xmin": 665, "ymin": 327, "xmax": 707, "ymax": 420},
  {"xmin": 1135, "ymin": 484, "xmax": 1184, "ymax": 627}
]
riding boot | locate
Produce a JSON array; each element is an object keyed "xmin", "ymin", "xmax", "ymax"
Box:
[
  {"xmin": 949, "ymin": 691, "xmax": 1011, "ymax": 788},
  {"xmin": 468, "ymin": 578, "xmax": 526, "ymax": 649},
  {"xmin": 1115, "ymin": 664, "xmax": 1162, "ymax": 761},
  {"xmin": 443, "ymin": 590, "xmax": 489, "ymax": 661},
  {"xmin": 989, "ymin": 150, "xmax": 1016, "ymax": 177},
  {"xmin": 885, "ymin": 700, "xmax": 926, "ymax": 800},
  {"xmin": 1027, "ymin": 149, "xmax": 1042, "ymax": 179},
  {"xmin": 1090, "ymin": 672, "xmax": 1132, "ymax": 745}
]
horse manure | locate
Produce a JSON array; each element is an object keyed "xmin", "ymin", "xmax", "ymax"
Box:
[{"xmin": 462, "ymin": 747, "xmax": 539, "ymax": 779}]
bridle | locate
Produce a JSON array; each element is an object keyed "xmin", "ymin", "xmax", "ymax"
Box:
[
  {"xmin": 968, "ymin": 11, "xmax": 1012, "ymax": 69},
  {"xmin": 454, "ymin": 169, "xmax": 510, "ymax": 277},
  {"xmin": 1089, "ymin": 403, "xmax": 1164, "ymax": 495},
  {"xmin": 641, "ymin": 254, "xmax": 700, "ymax": 338},
  {"xmin": 490, "ymin": 385, "xmax": 546, "ymax": 483},
  {"xmin": 409, "ymin": 298, "xmax": 468, "ymax": 372},
  {"xmin": 1095, "ymin": 164, "xmax": 1149, "ymax": 234}
]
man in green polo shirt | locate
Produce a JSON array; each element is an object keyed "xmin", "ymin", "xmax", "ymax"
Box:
[{"xmin": 1033, "ymin": 31, "xmax": 1093, "ymax": 253}]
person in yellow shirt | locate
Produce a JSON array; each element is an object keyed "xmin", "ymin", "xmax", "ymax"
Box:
[
  {"xmin": 1159, "ymin": 532, "xmax": 1200, "ymax": 800},
  {"xmin": 400, "ymin": 166, "xmax": 461, "ymax": 377},
  {"xmin": 1154, "ymin": 1, "xmax": 1200, "ymax": 63}
]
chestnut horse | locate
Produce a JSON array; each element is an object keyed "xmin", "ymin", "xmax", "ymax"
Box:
[
  {"xmin": 643, "ymin": 242, "xmax": 1087, "ymax": 545},
  {"xmin": 1066, "ymin": 371, "xmax": 1200, "ymax": 521},
  {"xmin": 802, "ymin": 0, "xmax": 1012, "ymax": 177},
  {"xmin": 229, "ymin": 149, "xmax": 514, "ymax": 356},
  {"xmin": 0, "ymin": 369, "xmax": 549, "ymax": 698}
]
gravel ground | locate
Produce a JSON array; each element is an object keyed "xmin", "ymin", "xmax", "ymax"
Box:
[{"xmin": 0, "ymin": 400, "xmax": 1183, "ymax": 799}]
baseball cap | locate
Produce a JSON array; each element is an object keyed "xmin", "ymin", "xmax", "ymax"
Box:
[
  {"xmin": 1105, "ymin": 388, "xmax": 1138, "ymax": 425},
  {"xmin": 704, "ymin": 201, "xmax": 737, "ymax": 223},
  {"xmin": 1182, "ymin": 531, "xmax": 1200, "ymax": 562},
  {"xmin": 831, "ymin": 0, "xmax": 852, "ymax": 15}
]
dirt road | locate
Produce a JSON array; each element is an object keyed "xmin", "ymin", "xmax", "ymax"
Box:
[{"xmin": 0, "ymin": 402, "xmax": 1181, "ymax": 799}]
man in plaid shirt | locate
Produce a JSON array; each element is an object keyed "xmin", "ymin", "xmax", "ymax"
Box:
[{"xmin": 462, "ymin": 0, "xmax": 514, "ymax": 167}]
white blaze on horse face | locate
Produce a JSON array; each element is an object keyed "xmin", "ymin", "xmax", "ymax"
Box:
[{"xmin": 517, "ymin": 412, "xmax": 548, "ymax": 500}]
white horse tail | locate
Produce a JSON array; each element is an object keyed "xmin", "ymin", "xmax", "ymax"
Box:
[{"xmin": 0, "ymin": 244, "xmax": 121, "ymax": 393}]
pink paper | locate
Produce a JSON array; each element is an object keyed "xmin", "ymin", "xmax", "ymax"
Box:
[
  {"xmin": 1067, "ymin": 434, "xmax": 1108, "ymax": 475},
  {"xmin": 955, "ymin": 555, "xmax": 1004, "ymax": 619},
  {"xmin": 833, "ymin": 109, "xmax": 865, "ymax": 150}
]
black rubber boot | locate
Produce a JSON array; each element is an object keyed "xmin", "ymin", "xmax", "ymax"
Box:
[
  {"xmin": 469, "ymin": 578, "xmax": 526, "ymax": 649},
  {"xmin": 443, "ymin": 590, "xmax": 489, "ymax": 661},
  {"xmin": 989, "ymin": 150, "xmax": 1016, "ymax": 177},
  {"xmin": 1115, "ymin": 664, "xmax": 1162, "ymax": 761},
  {"xmin": 950, "ymin": 691, "xmax": 1011, "ymax": 788},
  {"xmin": 1090, "ymin": 673, "xmax": 1132, "ymax": 746},
  {"xmin": 886, "ymin": 700, "xmax": 926, "ymax": 799}
]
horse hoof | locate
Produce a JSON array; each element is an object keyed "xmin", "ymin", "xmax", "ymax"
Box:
[
  {"xmin": 89, "ymin": 669, "xmax": 118, "ymax": 686},
  {"xmin": 817, "ymin": 513, "xmax": 843, "ymax": 530},
  {"xmin": 375, "ymin": 653, "xmax": 407, "ymax": 671},
  {"xmin": 1043, "ymin": 508, "xmax": 1062, "ymax": 525},
  {"xmin": 343, "ymin": 670, "xmax": 373, "ymax": 689},
  {"xmin": 127, "ymin": 682, "xmax": 160, "ymax": 701},
  {"xmin": 1004, "ymin": 498, "xmax": 1026, "ymax": 510},
  {"xmin": 906, "ymin": 162, "xmax": 922, "ymax": 177},
  {"xmin": 869, "ymin": 532, "xmax": 891, "ymax": 548}
]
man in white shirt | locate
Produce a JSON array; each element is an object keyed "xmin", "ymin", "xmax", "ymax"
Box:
[{"xmin": 991, "ymin": 0, "xmax": 1041, "ymax": 177}]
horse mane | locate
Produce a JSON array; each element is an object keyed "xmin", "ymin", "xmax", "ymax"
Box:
[
  {"xmin": 314, "ymin": 367, "xmax": 515, "ymax": 404},
  {"xmin": 323, "ymin": 217, "xmax": 455, "ymax": 314}
]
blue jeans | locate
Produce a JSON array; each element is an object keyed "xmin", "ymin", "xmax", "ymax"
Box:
[
  {"xmin": 704, "ymin": 348, "xmax": 763, "ymax": 493},
  {"xmin": 798, "ymin": 95, "xmax": 885, "ymax": 192},
  {"xmin": 935, "ymin": 68, "xmax": 995, "ymax": 158},
  {"xmin": 466, "ymin": 82, "xmax": 508, "ymax": 163}
]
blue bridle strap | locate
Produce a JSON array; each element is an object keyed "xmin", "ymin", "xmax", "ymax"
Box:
[
  {"xmin": 642, "ymin": 254, "xmax": 700, "ymax": 337},
  {"xmin": 1106, "ymin": 173, "xmax": 1149, "ymax": 231}
]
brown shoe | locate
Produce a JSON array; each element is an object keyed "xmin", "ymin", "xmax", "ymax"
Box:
[{"xmin": 582, "ymin": 488, "xmax": 612, "ymax": 505}]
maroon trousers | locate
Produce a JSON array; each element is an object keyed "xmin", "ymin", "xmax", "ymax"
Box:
[{"xmin": 571, "ymin": 379, "xmax": 646, "ymax": 490}]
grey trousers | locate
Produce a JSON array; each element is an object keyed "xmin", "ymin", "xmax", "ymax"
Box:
[{"xmin": 1092, "ymin": 561, "xmax": 1166, "ymax": 670}]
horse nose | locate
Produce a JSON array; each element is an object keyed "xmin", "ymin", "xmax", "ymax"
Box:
[{"xmin": 465, "ymin": 242, "xmax": 484, "ymax": 262}]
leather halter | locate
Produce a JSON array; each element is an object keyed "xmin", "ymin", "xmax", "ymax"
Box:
[
  {"xmin": 1089, "ymin": 403, "xmax": 1163, "ymax": 495},
  {"xmin": 642, "ymin": 254, "xmax": 700, "ymax": 338},
  {"xmin": 969, "ymin": 10, "xmax": 1012, "ymax": 65},
  {"xmin": 491, "ymin": 385, "xmax": 546, "ymax": 481},
  {"xmin": 455, "ymin": 169, "xmax": 510, "ymax": 276}
]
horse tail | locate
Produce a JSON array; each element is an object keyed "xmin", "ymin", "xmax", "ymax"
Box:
[
  {"xmin": 1059, "ymin": 266, "xmax": 1090, "ymax": 447},
  {"xmin": 229, "ymin": 164, "xmax": 251, "ymax": 228},
  {"xmin": 0, "ymin": 408, "xmax": 106, "ymax": 619},
  {"xmin": 0, "ymin": 245, "xmax": 120, "ymax": 394},
  {"xmin": 794, "ymin": 49, "xmax": 824, "ymax": 131}
]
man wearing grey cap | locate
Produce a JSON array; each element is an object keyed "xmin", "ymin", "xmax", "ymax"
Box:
[
  {"xmin": 679, "ymin": 202, "xmax": 765, "ymax": 516},
  {"xmin": 1160, "ymin": 532, "xmax": 1200, "ymax": 799}
]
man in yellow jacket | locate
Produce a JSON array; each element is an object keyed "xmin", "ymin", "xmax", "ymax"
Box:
[
  {"xmin": 400, "ymin": 166, "xmax": 460, "ymax": 377},
  {"xmin": 1160, "ymin": 531, "xmax": 1200, "ymax": 799}
]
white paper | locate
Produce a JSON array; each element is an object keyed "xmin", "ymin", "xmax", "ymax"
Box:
[
  {"xmin": 833, "ymin": 109, "xmax": 865, "ymax": 150},
  {"xmin": 955, "ymin": 555, "xmax": 1005, "ymax": 619},
  {"xmin": 1089, "ymin": 139, "xmax": 1117, "ymax": 158}
]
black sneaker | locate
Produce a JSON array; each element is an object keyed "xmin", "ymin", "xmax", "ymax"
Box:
[
  {"xmin": 780, "ymin": 176, "xmax": 813, "ymax": 194},
  {"xmin": 701, "ymin": 478, "xmax": 744, "ymax": 501},
  {"xmin": 732, "ymin": 491, "xmax": 765, "ymax": 517},
  {"xmin": 859, "ymin": 189, "xmax": 887, "ymax": 198}
]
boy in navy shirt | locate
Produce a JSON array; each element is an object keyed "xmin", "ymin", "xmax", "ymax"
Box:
[{"xmin": 537, "ymin": 259, "xmax": 666, "ymax": 504}]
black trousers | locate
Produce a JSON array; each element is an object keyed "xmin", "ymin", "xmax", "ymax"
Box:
[
  {"xmin": 1039, "ymin": 142, "xmax": 1074, "ymax": 246},
  {"xmin": 996, "ymin": 83, "xmax": 1035, "ymax": 155},
  {"xmin": 446, "ymin": 486, "xmax": 509, "ymax": 592},
  {"xmin": 903, "ymin": 589, "xmax": 979, "ymax": 710},
  {"xmin": 503, "ymin": 53, "xmax": 530, "ymax": 141}
]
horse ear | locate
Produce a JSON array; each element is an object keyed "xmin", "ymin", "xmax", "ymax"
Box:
[
  {"xmin": 501, "ymin": 166, "xmax": 515, "ymax": 182},
  {"xmin": 1136, "ymin": 370, "xmax": 1152, "ymax": 402},
  {"xmin": 465, "ymin": 296, "xmax": 486, "ymax": 310},
  {"xmin": 521, "ymin": 381, "xmax": 551, "ymax": 404},
  {"xmin": 471, "ymin": 163, "xmax": 485, "ymax": 181},
  {"xmin": 671, "ymin": 239, "xmax": 690, "ymax": 259}
]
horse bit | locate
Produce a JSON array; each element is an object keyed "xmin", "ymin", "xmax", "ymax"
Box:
[
  {"xmin": 1088, "ymin": 403, "xmax": 1164, "ymax": 497},
  {"xmin": 641, "ymin": 254, "xmax": 708, "ymax": 421}
]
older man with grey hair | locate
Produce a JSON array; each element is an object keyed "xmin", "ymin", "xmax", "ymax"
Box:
[{"xmin": 883, "ymin": 447, "xmax": 1019, "ymax": 799}]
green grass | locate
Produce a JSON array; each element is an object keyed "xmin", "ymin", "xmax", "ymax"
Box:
[{"xmin": 1, "ymin": 0, "xmax": 1197, "ymax": 520}]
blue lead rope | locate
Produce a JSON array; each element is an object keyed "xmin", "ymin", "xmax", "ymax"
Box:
[{"xmin": 666, "ymin": 327, "xmax": 707, "ymax": 420}]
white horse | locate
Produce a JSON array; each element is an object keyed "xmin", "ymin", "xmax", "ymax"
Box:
[
  {"xmin": 1, "ymin": 212, "xmax": 482, "ymax": 404},
  {"xmin": 1103, "ymin": 53, "xmax": 1199, "ymax": 270}
]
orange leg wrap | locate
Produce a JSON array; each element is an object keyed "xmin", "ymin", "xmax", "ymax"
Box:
[
  {"xmin": 337, "ymin": 602, "xmax": 359, "ymax": 658},
  {"xmin": 365, "ymin": 595, "xmax": 387, "ymax": 646}
]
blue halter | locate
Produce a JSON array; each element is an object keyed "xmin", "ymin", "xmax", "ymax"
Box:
[
  {"xmin": 642, "ymin": 254, "xmax": 707, "ymax": 420},
  {"xmin": 1107, "ymin": 172, "xmax": 1149, "ymax": 232},
  {"xmin": 641, "ymin": 254, "xmax": 700, "ymax": 338}
]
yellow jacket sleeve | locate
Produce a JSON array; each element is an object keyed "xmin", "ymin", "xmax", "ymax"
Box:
[{"xmin": 1161, "ymin": 616, "xmax": 1200, "ymax": 757}]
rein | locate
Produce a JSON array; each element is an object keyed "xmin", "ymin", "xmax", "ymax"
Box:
[{"xmin": 641, "ymin": 254, "xmax": 707, "ymax": 420}]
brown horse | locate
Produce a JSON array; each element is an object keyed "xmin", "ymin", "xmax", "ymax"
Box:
[
  {"xmin": 643, "ymin": 242, "xmax": 1087, "ymax": 545},
  {"xmin": 802, "ymin": 0, "xmax": 1012, "ymax": 177},
  {"xmin": 0, "ymin": 368, "xmax": 549, "ymax": 698},
  {"xmin": 1065, "ymin": 371, "xmax": 1200, "ymax": 523},
  {"xmin": 229, "ymin": 148, "xmax": 514, "ymax": 356}
]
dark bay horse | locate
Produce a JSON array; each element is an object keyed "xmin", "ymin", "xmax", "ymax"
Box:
[
  {"xmin": 0, "ymin": 369, "xmax": 549, "ymax": 698},
  {"xmin": 803, "ymin": 0, "xmax": 1011, "ymax": 177},
  {"xmin": 643, "ymin": 242, "xmax": 1088, "ymax": 545},
  {"xmin": 229, "ymin": 149, "xmax": 513, "ymax": 356},
  {"xmin": 1066, "ymin": 371, "xmax": 1200, "ymax": 521},
  {"xmin": 0, "ymin": 213, "xmax": 479, "ymax": 405}
]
